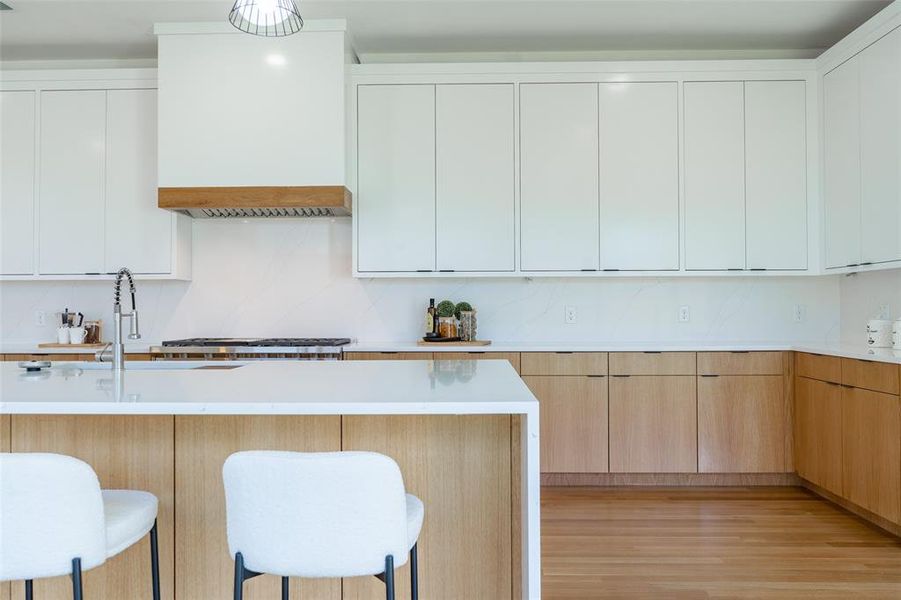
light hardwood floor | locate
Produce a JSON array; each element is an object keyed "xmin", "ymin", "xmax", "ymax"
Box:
[{"xmin": 542, "ymin": 487, "xmax": 901, "ymax": 599}]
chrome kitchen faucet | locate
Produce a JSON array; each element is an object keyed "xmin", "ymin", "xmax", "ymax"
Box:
[{"xmin": 97, "ymin": 267, "xmax": 141, "ymax": 371}]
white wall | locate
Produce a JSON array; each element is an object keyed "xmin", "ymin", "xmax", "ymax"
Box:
[
  {"xmin": 839, "ymin": 268, "xmax": 901, "ymax": 343},
  {"xmin": 0, "ymin": 220, "xmax": 842, "ymax": 345}
]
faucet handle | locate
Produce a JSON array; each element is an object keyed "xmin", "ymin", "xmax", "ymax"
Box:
[{"xmin": 128, "ymin": 309, "xmax": 141, "ymax": 340}]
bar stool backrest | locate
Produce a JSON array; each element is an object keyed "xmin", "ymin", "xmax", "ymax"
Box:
[
  {"xmin": 0, "ymin": 453, "xmax": 107, "ymax": 581},
  {"xmin": 223, "ymin": 451, "xmax": 409, "ymax": 578}
]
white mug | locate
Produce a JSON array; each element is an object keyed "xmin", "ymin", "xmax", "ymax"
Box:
[
  {"xmin": 56, "ymin": 327, "xmax": 70, "ymax": 344},
  {"xmin": 866, "ymin": 319, "xmax": 893, "ymax": 348},
  {"xmin": 69, "ymin": 326, "xmax": 87, "ymax": 345}
]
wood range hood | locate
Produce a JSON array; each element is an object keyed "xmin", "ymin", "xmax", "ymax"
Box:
[{"xmin": 158, "ymin": 186, "xmax": 352, "ymax": 218}]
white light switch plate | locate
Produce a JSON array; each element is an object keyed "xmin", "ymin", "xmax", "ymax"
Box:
[
  {"xmin": 678, "ymin": 305, "xmax": 690, "ymax": 322},
  {"xmin": 565, "ymin": 305, "xmax": 577, "ymax": 324}
]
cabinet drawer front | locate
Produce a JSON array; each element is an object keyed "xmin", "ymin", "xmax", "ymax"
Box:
[
  {"xmin": 841, "ymin": 358, "xmax": 900, "ymax": 395},
  {"xmin": 609, "ymin": 352, "xmax": 696, "ymax": 375},
  {"xmin": 698, "ymin": 351, "xmax": 784, "ymax": 375},
  {"xmin": 344, "ymin": 352, "xmax": 432, "ymax": 361},
  {"xmin": 520, "ymin": 352, "xmax": 607, "ymax": 376},
  {"xmin": 795, "ymin": 352, "xmax": 842, "ymax": 383},
  {"xmin": 438, "ymin": 351, "xmax": 521, "ymax": 374}
]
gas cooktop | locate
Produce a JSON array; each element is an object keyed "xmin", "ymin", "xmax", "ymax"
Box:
[
  {"xmin": 150, "ymin": 338, "xmax": 352, "ymax": 356},
  {"xmin": 160, "ymin": 338, "xmax": 351, "ymax": 348}
]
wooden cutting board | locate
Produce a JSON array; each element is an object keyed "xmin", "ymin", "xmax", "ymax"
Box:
[
  {"xmin": 37, "ymin": 343, "xmax": 107, "ymax": 349},
  {"xmin": 416, "ymin": 340, "xmax": 491, "ymax": 347}
]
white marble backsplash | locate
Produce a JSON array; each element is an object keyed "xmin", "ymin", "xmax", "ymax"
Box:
[{"xmin": 1, "ymin": 219, "xmax": 843, "ymax": 345}]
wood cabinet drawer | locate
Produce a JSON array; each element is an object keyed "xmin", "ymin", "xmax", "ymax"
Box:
[
  {"xmin": 841, "ymin": 358, "xmax": 900, "ymax": 395},
  {"xmin": 438, "ymin": 351, "xmax": 521, "ymax": 374},
  {"xmin": 795, "ymin": 352, "xmax": 842, "ymax": 384},
  {"xmin": 344, "ymin": 352, "xmax": 433, "ymax": 361},
  {"xmin": 520, "ymin": 352, "xmax": 607, "ymax": 376},
  {"xmin": 697, "ymin": 351, "xmax": 784, "ymax": 375},
  {"xmin": 609, "ymin": 352, "xmax": 696, "ymax": 375}
]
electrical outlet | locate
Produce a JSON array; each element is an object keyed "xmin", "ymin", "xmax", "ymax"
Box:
[
  {"xmin": 877, "ymin": 304, "xmax": 891, "ymax": 320},
  {"xmin": 794, "ymin": 304, "xmax": 807, "ymax": 323},
  {"xmin": 678, "ymin": 305, "xmax": 690, "ymax": 322},
  {"xmin": 34, "ymin": 310, "xmax": 46, "ymax": 327},
  {"xmin": 564, "ymin": 305, "xmax": 577, "ymax": 324}
]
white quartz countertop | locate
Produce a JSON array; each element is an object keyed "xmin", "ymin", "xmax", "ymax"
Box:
[
  {"xmin": 0, "ymin": 359, "xmax": 537, "ymax": 416},
  {"xmin": 348, "ymin": 341, "xmax": 901, "ymax": 365},
  {"xmin": 0, "ymin": 341, "xmax": 156, "ymax": 354}
]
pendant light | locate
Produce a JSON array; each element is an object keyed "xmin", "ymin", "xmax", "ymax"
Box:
[{"xmin": 229, "ymin": 0, "xmax": 303, "ymax": 37}]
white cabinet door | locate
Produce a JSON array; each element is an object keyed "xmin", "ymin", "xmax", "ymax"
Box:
[
  {"xmin": 823, "ymin": 58, "xmax": 862, "ymax": 268},
  {"xmin": 520, "ymin": 83, "xmax": 599, "ymax": 271},
  {"xmin": 683, "ymin": 82, "xmax": 745, "ymax": 270},
  {"xmin": 436, "ymin": 84, "xmax": 514, "ymax": 272},
  {"xmin": 599, "ymin": 82, "xmax": 679, "ymax": 270},
  {"xmin": 860, "ymin": 27, "xmax": 901, "ymax": 265},
  {"xmin": 745, "ymin": 80, "xmax": 808, "ymax": 270},
  {"xmin": 39, "ymin": 90, "xmax": 106, "ymax": 274},
  {"xmin": 1, "ymin": 91, "xmax": 36, "ymax": 275},
  {"xmin": 105, "ymin": 89, "xmax": 172, "ymax": 274},
  {"xmin": 357, "ymin": 85, "xmax": 436, "ymax": 272}
]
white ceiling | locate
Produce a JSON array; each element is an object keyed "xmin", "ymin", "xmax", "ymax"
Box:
[{"xmin": 0, "ymin": 0, "xmax": 892, "ymax": 63}]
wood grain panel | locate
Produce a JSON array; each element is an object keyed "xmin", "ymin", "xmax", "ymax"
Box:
[
  {"xmin": 542, "ymin": 472, "xmax": 800, "ymax": 486},
  {"xmin": 698, "ymin": 376, "xmax": 787, "ymax": 473},
  {"xmin": 697, "ymin": 351, "xmax": 784, "ymax": 375},
  {"xmin": 10, "ymin": 416, "xmax": 175, "ymax": 600},
  {"xmin": 438, "ymin": 351, "xmax": 521, "ymax": 374},
  {"xmin": 158, "ymin": 185, "xmax": 352, "ymax": 213},
  {"xmin": 520, "ymin": 352, "xmax": 607, "ymax": 376},
  {"xmin": 343, "ymin": 415, "xmax": 512, "ymax": 600},
  {"xmin": 795, "ymin": 352, "xmax": 841, "ymax": 383},
  {"xmin": 782, "ymin": 352, "xmax": 795, "ymax": 472},
  {"xmin": 522, "ymin": 376, "xmax": 608, "ymax": 473},
  {"xmin": 609, "ymin": 352, "xmax": 696, "ymax": 375},
  {"xmin": 842, "ymin": 387, "xmax": 901, "ymax": 524},
  {"xmin": 174, "ymin": 416, "xmax": 341, "ymax": 600},
  {"xmin": 344, "ymin": 351, "xmax": 433, "ymax": 361},
  {"xmin": 794, "ymin": 376, "xmax": 843, "ymax": 495},
  {"xmin": 841, "ymin": 358, "xmax": 900, "ymax": 395},
  {"xmin": 608, "ymin": 376, "xmax": 697, "ymax": 473}
]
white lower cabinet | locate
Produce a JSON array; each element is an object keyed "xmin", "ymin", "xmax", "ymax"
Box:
[
  {"xmin": 0, "ymin": 91, "xmax": 36, "ymax": 275},
  {"xmin": 436, "ymin": 84, "xmax": 515, "ymax": 272},
  {"xmin": 39, "ymin": 90, "xmax": 107, "ymax": 275},
  {"xmin": 599, "ymin": 82, "xmax": 679, "ymax": 271},
  {"xmin": 520, "ymin": 83, "xmax": 600, "ymax": 272},
  {"xmin": 356, "ymin": 84, "xmax": 436, "ymax": 273}
]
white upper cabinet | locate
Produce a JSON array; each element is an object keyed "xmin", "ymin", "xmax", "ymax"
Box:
[
  {"xmin": 859, "ymin": 26, "xmax": 901, "ymax": 265},
  {"xmin": 435, "ymin": 84, "xmax": 515, "ymax": 272},
  {"xmin": 1, "ymin": 91, "xmax": 36, "ymax": 275},
  {"xmin": 745, "ymin": 80, "xmax": 807, "ymax": 270},
  {"xmin": 599, "ymin": 82, "xmax": 680, "ymax": 270},
  {"xmin": 39, "ymin": 90, "xmax": 106, "ymax": 275},
  {"xmin": 105, "ymin": 89, "xmax": 172, "ymax": 274},
  {"xmin": 823, "ymin": 57, "xmax": 862, "ymax": 269},
  {"xmin": 683, "ymin": 82, "xmax": 746, "ymax": 270},
  {"xmin": 157, "ymin": 28, "xmax": 346, "ymax": 188},
  {"xmin": 520, "ymin": 83, "xmax": 599, "ymax": 271},
  {"xmin": 356, "ymin": 85, "xmax": 436, "ymax": 272}
]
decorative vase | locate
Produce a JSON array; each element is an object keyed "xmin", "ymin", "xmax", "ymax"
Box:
[{"xmin": 459, "ymin": 310, "xmax": 477, "ymax": 341}]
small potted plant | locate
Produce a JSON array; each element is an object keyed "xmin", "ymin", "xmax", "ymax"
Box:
[
  {"xmin": 436, "ymin": 300, "xmax": 458, "ymax": 338},
  {"xmin": 455, "ymin": 301, "xmax": 477, "ymax": 341}
]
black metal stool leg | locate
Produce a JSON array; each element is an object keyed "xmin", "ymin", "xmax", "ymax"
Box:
[
  {"xmin": 150, "ymin": 519, "xmax": 161, "ymax": 600},
  {"xmin": 384, "ymin": 555, "xmax": 395, "ymax": 600},
  {"xmin": 281, "ymin": 576, "xmax": 289, "ymax": 600},
  {"xmin": 71, "ymin": 557, "xmax": 83, "ymax": 600},
  {"xmin": 410, "ymin": 543, "xmax": 418, "ymax": 600},
  {"xmin": 24, "ymin": 580, "xmax": 33, "ymax": 600},
  {"xmin": 233, "ymin": 552, "xmax": 245, "ymax": 600}
]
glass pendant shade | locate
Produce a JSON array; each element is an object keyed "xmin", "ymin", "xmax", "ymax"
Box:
[{"xmin": 229, "ymin": 0, "xmax": 303, "ymax": 37}]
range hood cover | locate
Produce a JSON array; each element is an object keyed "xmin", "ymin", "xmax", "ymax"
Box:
[{"xmin": 158, "ymin": 186, "xmax": 352, "ymax": 218}]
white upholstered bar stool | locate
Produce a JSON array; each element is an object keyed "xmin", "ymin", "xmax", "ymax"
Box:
[
  {"xmin": 0, "ymin": 453, "xmax": 160, "ymax": 600},
  {"xmin": 223, "ymin": 451, "xmax": 424, "ymax": 600}
]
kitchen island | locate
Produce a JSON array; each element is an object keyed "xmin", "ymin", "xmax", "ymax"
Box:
[{"xmin": 0, "ymin": 359, "xmax": 540, "ymax": 600}]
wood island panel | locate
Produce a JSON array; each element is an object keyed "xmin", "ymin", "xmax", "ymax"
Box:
[
  {"xmin": 342, "ymin": 415, "xmax": 513, "ymax": 600},
  {"xmin": 10, "ymin": 415, "xmax": 175, "ymax": 600},
  {"xmin": 174, "ymin": 416, "xmax": 342, "ymax": 600}
]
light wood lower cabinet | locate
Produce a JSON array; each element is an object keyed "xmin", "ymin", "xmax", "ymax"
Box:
[
  {"xmin": 344, "ymin": 351, "xmax": 433, "ymax": 361},
  {"xmin": 698, "ymin": 375, "xmax": 787, "ymax": 473},
  {"xmin": 175, "ymin": 416, "xmax": 342, "ymax": 600},
  {"xmin": 523, "ymin": 375, "xmax": 608, "ymax": 473},
  {"xmin": 794, "ymin": 377, "xmax": 843, "ymax": 495},
  {"xmin": 9, "ymin": 415, "xmax": 175, "ymax": 600},
  {"xmin": 842, "ymin": 386, "xmax": 901, "ymax": 524},
  {"xmin": 342, "ymin": 415, "xmax": 513, "ymax": 600},
  {"xmin": 438, "ymin": 351, "xmax": 521, "ymax": 374},
  {"xmin": 608, "ymin": 376, "xmax": 697, "ymax": 473}
]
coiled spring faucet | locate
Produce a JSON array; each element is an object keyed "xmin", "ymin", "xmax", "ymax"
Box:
[{"xmin": 101, "ymin": 267, "xmax": 141, "ymax": 371}]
